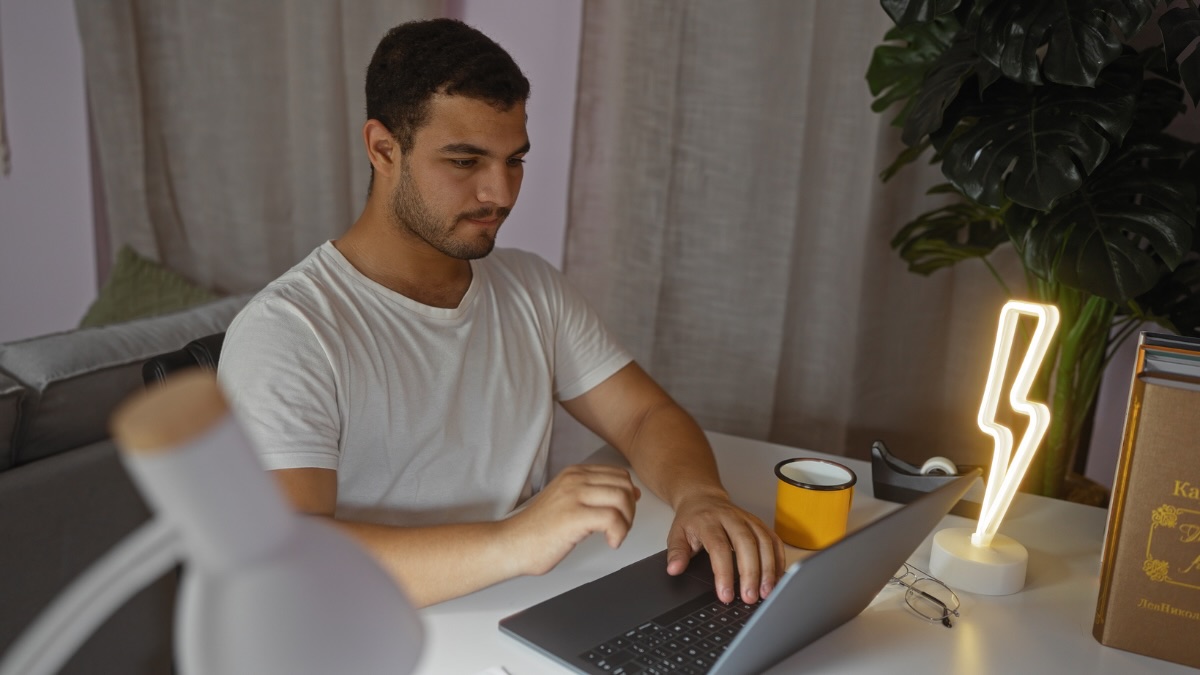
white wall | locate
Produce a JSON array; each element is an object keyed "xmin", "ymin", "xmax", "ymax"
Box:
[
  {"xmin": 0, "ymin": 0, "xmax": 96, "ymax": 343},
  {"xmin": 0, "ymin": 0, "xmax": 581, "ymax": 345}
]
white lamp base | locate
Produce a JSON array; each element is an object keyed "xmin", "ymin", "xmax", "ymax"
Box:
[{"xmin": 930, "ymin": 527, "xmax": 1027, "ymax": 596}]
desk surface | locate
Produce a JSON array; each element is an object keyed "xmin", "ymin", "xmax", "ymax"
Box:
[{"xmin": 413, "ymin": 432, "xmax": 1189, "ymax": 674}]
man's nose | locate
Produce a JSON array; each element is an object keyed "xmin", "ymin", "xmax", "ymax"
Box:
[{"xmin": 476, "ymin": 164, "xmax": 520, "ymax": 207}]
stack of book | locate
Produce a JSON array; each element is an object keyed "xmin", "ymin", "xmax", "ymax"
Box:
[{"xmin": 1094, "ymin": 332, "xmax": 1200, "ymax": 668}]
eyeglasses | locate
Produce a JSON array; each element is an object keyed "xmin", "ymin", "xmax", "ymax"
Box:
[{"xmin": 890, "ymin": 563, "xmax": 961, "ymax": 628}]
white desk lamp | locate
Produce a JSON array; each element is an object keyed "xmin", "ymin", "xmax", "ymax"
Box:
[
  {"xmin": 0, "ymin": 371, "xmax": 423, "ymax": 675},
  {"xmin": 931, "ymin": 300, "xmax": 1060, "ymax": 595}
]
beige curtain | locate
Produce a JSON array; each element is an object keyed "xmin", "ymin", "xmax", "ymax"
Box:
[
  {"xmin": 0, "ymin": 25, "xmax": 9, "ymax": 176},
  {"xmin": 74, "ymin": 1, "xmax": 441, "ymax": 293},
  {"xmin": 563, "ymin": 1, "xmax": 1028, "ymax": 468}
]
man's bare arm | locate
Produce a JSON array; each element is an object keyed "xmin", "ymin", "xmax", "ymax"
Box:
[
  {"xmin": 560, "ymin": 362, "xmax": 785, "ymax": 605},
  {"xmin": 271, "ymin": 466, "xmax": 639, "ymax": 607}
]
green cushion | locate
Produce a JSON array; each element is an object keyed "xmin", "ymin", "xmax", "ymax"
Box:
[{"xmin": 79, "ymin": 246, "xmax": 220, "ymax": 328}]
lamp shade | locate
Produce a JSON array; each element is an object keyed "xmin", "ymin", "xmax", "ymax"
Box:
[
  {"xmin": 174, "ymin": 516, "xmax": 422, "ymax": 674},
  {"xmin": 0, "ymin": 371, "xmax": 423, "ymax": 675},
  {"xmin": 110, "ymin": 370, "xmax": 424, "ymax": 675}
]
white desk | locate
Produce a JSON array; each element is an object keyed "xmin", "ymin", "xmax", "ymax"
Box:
[{"xmin": 414, "ymin": 432, "xmax": 1190, "ymax": 674}]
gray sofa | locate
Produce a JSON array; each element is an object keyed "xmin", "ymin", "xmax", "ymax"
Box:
[{"xmin": 0, "ymin": 294, "xmax": 249, "ymax": 674}]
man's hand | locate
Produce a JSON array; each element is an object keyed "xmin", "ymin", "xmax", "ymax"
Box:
[
  {"xmin": 270, "ymin": 464, "xmax": 640, "ymax": 607},
  {"xmin": 665, "ymin": 488, "xmax": 786, "ymax": 605},
  {"xmin": 503, "ymin": 464, "xmax": 642, "ymax": 576},
  {"xmin": 558, "ymin": 362, "xmax": 785, "ymax": 603}
]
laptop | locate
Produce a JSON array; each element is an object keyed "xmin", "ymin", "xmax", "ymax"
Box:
[{"xmin": 500, "ymin": 469, "xmax": 981, "ymax": 675}]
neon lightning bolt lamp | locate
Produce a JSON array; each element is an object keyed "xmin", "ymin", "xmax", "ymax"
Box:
[{"xmin": 930, "ymin": 300, "xmax": 1060, "ymax": 596}]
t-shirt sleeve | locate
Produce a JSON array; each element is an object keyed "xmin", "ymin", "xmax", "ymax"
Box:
[
  {"xmin": 550, "ymin": 270, "xmax": 634, "ymax": 401},
  {"xmin": 217, "ymin": 296, "xmax": 341, "ymax": 471}
]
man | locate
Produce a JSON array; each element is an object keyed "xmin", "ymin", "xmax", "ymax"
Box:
[{"xmin": 218, "ymin": 18, "xmax": 784, "ymax": 608}]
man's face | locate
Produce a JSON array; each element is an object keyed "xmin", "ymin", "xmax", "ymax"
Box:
[{"xmin": 389, "ymin": 94, "xmax": 529, "ymax": 260}]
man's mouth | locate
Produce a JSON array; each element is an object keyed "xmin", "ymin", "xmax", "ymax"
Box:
[{"xmin": 460, "ymin": 208, "xmax": 510, "ymax": 227}]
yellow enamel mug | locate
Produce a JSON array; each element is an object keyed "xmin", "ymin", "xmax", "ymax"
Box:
[{"xmin": 773, "ymin": 458, "xmax": 856, "ymax": 550}]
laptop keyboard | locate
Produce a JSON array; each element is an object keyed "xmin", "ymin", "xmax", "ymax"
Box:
[{"xmin": 577, "ymin": 594, "xmax": 761, "ymax": 674}]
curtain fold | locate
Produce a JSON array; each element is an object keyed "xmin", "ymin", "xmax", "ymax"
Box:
[
  {"xmin": 74, "ymin": 0, "xmax": 441, "ymax": 293},
  {"xmin": 0, "ymin": 24, "xmax": 9, "ymax": 176},
  {"xmin": 565, "ymin": 1, "xmax": 1025, "ymax": 467}
]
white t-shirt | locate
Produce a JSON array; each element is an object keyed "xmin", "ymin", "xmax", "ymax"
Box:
[{"xmin": 217, "ymin": 242, "xmax": 631, "ymax": 526}]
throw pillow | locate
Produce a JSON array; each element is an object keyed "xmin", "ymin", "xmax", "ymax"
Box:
[{"xmin": 79, "ymin": 246, "xmax": 220, "ymax": 328}]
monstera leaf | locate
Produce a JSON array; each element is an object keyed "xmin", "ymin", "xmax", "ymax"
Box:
[
  {"xmin": 1128, "ymin": 254, "xmax": 1200, "ymax": 333},
  {"xmin": 881, "ymin": 0, "xmax": 961, "ymax": 26},
  {"xmin": 900, "ymin": 31, "xmax": 980, "ymax": 145},
  {"xmin": 1130, "ymin": 61, "xmax": 1188, "ymax": 134},
  {"xmin": 1132, "ymin": 259, "xmax": 1200, "ymax": 335},
  {"xmin": 1134, "ymin": 147, "xmax": 1200, "ymax": 335},
  {"xmin": 1005, "ymin": 143, "xmax": 1195, "ymax": 302},
  {"xmin": 976, "ymin": 0, "xmax": 1156, "ymax": 87},
  {"xmin": 891, "ymin": 184, "xmax": 1008, "ymax": 274},
  {"xmin": 1159, "ymin": 5, "xmax": 1200, "ymax": 105},
  {"xmin": 938, "ymin": 54, "xmax": 1141, "ymax": 210},
  {"xmin": 867, "ymin": 15, "xmax": 959, "ymax": 129}
]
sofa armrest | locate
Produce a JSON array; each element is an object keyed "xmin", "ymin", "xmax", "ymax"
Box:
[{"xmin": 0, "ymin": 440, "xmax": 175, "ymax": 674}]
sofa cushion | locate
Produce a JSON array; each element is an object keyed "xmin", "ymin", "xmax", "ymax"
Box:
[
  {"xmin": 0, "ymin": 373, "xmax": 23, "ymax": 470},
  {"xmin": 0, "ymin": 293, "xmax": 250, "ymax": 468},
  {"xmin": 79, "ymin": 245, "xmax": 220, "ymax": 328}
]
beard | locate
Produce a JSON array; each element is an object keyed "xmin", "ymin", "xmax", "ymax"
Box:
[{"xmin": 389, "ymin": 162, "xmax": 509, "ymax": 260}]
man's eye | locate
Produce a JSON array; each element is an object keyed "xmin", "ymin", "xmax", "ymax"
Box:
[
  {"xmin": 507, "ymin": 157, "xmax": 526, "ymax": 168},
  {"xmin": 450, "ymin": 159, "xmax": 476, "ymax": 168}
]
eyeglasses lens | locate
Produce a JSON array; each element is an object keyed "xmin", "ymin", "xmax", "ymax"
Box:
[{"xmin": 906, "ymin": 578, "xmax": 959, "ymax": 625}]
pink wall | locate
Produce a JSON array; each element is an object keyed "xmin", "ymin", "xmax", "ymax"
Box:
[
  {"xmin": 458, "ymin": 0, "xmax": 582, "ymax": 268},
  {"xmin": 0, "ymin": 0, "xmax": 96, "ymax": 343}
]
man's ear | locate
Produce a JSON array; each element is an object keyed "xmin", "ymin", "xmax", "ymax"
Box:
[{"xmin": 363, "ymin": 119, "xmax": 400, "ymax": 178}]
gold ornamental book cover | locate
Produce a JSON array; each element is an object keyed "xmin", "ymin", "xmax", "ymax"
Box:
[{"xmin": 1093, "ymin": 376, "xmax": 1200, "ymax": 669}]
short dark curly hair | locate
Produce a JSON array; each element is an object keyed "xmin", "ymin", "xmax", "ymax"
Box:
[{"xmin": 366, "ymin": 18, "xmax": 530, "ymax": 153}]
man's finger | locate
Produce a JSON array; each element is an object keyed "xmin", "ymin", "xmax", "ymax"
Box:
[
  {"xmin": 754, "ymin": 525, "xmax": 780, "ymax": 598},
  {"xmin": 665, "ymin": 526, "xmax": 695, "ymax": 576},
  {"xmin": 566, "ymin": 464, "xmax": 637, "ymax": 485},
  {"xmin": 578, "ymin": 483, "xmax": 639, "ymax": 529},
  {"xmin": 728, "ymin": 523, "xmax": 762, "ymax": 604},
  {"xmin": 593, "ymin": 506, "xmax": 633, "ymax": 549},
  {"xmin": 703, "ymin": 535, "xmax": 737, "ymax": 604}
]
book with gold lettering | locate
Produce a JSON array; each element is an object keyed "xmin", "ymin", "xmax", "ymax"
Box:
[{"xmin": 1093, "ymin": 332, "xmax": 1200, "ymax": 668}]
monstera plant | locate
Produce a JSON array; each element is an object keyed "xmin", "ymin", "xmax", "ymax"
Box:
[{"xmin": 868, "ymin": 0, "xmax": 1200, "ymax": 499}]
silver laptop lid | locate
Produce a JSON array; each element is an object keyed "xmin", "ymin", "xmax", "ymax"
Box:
[{"xmin": 710, "ymin": 469, "xmax": 980, "ymax": 675}]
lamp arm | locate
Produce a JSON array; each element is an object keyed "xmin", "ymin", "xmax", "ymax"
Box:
[{"xmin": 0, "ymin": 516, "xmax": 182, "ymax": 675}]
